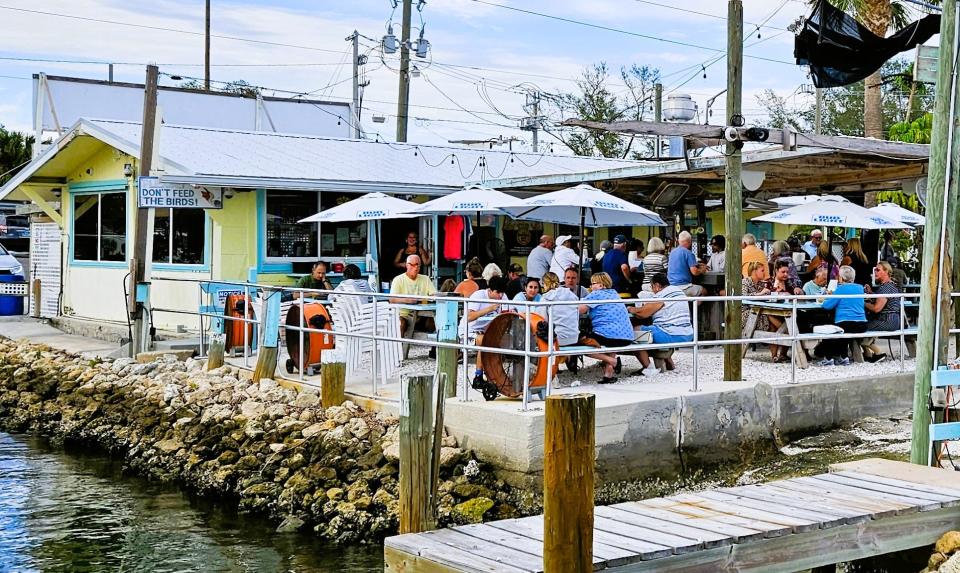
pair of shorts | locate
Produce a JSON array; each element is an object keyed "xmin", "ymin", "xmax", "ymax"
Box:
[
  {"xmin": 640, "ymin": 325, "xmax": 693, "ymax": 345},
  {"xmin": 589, "ymin": 333, "xmax": 632, "ymax": 347}
]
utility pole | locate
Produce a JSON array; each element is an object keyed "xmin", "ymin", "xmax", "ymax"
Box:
[
  {"xmin": 911, "ymin": 0, "xmax": 960, "ymax": 465},
  {"xmin": 205, "ymin": 0, "xmax": 211, "ymax": 90},
  {"xmin": 654, "ymin": 83, "xmax": 662, "ymax": 159},
  {"xmin": 520, "ymin": 92, "xmax": 541, "ymax": 152},
  {"xmin": 814, "ymin": 88, "xmax": 822, "ymax": 134},
  {"xmin": 350, "ymin": 30, "xmax": 361, "ymax": 139},
  {"xmin": 723, "ymin": 0, "xmax": 744, "ymax": 383},
  {"xmin": 131, "ymin": 64, "xmax": 159, "ymax": 357},
  {"xmin": 395, "ymin": 0, "xmax": 413, "ymax": 142},
  {"xmin": 108, "ymin": 63, "xmax": 114, "ymax": 82}
]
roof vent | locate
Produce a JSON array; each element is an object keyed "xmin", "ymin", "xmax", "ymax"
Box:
[{"xmin": 663, "ymin": 94, "xmax": 697, "ymax": 122}]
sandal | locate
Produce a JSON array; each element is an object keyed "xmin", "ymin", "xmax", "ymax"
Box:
[
  {"xmin": 598, "ymin": 376, "xmax": 619, "ymax": 384},
  {"xmin": 614, "ymin": 357, "xmax": 623, "ymax": 375}
]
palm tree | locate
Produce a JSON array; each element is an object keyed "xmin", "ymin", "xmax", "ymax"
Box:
[{"xmin": 820, "ymin": 0, "xmax": 914, "ymax": 139}]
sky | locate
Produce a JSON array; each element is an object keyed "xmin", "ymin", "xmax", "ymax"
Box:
[{"xmin": 0, "ymin": 0, "xmax": 938, "ymax": 152}]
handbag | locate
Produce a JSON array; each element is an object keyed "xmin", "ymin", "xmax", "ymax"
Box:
[{"xmin": 578, "ymin": 315, "xmax": 593, "ymax": 338}]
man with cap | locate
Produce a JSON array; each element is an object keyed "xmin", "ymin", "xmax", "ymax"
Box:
[
  {"xmin": 549, "ymin": 235, "xmax": 581, "ymax": 277},
  {"xmin": 602, "ymin": 235, "xmax": 632, "ymax": 293},
  {"xmin": 526, "ymin": 235, "xmax": 554, "ymax": 280},
  {"xmin": 504, "ymin": 262, "xmax": 525, "ymax": 300},
  {"xmin": 802, "ymin": 229, "xmax": 823, "ymax": 260}
]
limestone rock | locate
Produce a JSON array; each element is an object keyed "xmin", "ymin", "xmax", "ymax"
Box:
[
  {"xmin": 276, "ymin": 515, "xmax": 305, "ymax": 533},
  {"xmin": 383, "ymin": 442, "xmax": 400, "ymax": 463},
  {"xmin": 155, "ymin": 438, "xmax": 185, "ymax": 454},
  {"xmin": 439, "ymin": 447, "xmax": 466, "ymax": 469},
  {"xmin": 301, "ymin": 423, "xmax": 325, "ymax": 439},
  {"xmin": 936, "ymin": 532, "xmax": 960, "ymax": 556},
  {"xmin": 451, "ymin": 497, "xmax": 494, "ymax": 524}
]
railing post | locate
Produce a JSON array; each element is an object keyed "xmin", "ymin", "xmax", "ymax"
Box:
[
  {"xmin": 436, "ymin": 294, "xmax": 460, "ymax": 398},
  {"xmin": 900, "ymin": 294, "xmax": 906, "ymax": 372},
  {"xmin": 252, "ymin": 288, "xmax": 281, "ymax": 381},
  {"xmin": 298, "ymin": 292, "xmax": 305, "ymax": 382},
  {"xmin": 691, "ymin": 299, "xmax": 700, "ymax": 392},
  {"xmin": 399, "ymin": 374, "xmax": 435, "ymax": 533},
  {"xmin": 206, "ymin": 333, "xmax": 225, "ymax": 370},
  {"xmin": 546, "ymin": 304, "xmax": 555, "ymax": 397},
  {"xmin": 460, "ymin": 299, "xmax": 470, "ymax": 401},
  {"xmin": 543, "ymin": 393, "xmax": 594, "ymax": 573},
  {"xmin": 243, "ymin": 284, "xmax": 250, "ymax": 368},
  {"xmin": 522, "ymin": 300, "xmax": 531, "ymax": 411},
  {"xmin": 372, "ymin": 291, "xmax": 379, "ymax": 396},
  {"xmin": 790, "ymin": 296, "xmax": 798, "ymax": 385}
]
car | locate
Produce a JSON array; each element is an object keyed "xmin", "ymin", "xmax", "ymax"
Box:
[{"xmin": 0, "ymin": 243, "xmax": 24, "ymax": 277}]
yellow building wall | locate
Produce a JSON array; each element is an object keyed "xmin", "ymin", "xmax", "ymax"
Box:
[{"xmin": 209, "ymin": 190, "xmax": 257, "ymax": 281}]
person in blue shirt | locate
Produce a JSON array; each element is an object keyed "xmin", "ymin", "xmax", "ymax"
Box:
[
  {"xmin": 578, "ymin": 272, "xmax": 635, "ymax": 384},
  {"xmin": 666, "ymin": 231, "xmax": 706, "ymax": 296},
  {"xmin": 601, "ymin": 234, "xmax": 632, "ymax": 293},
  {"xmin": 817, "ymin": 265, "xmax": 866, "ymax": 366}
]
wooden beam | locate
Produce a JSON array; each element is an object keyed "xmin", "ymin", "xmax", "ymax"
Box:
[
  {"xmin": 723, "ymin": 0, "xmax": 744, "ymax": 383},
  {"xmin": 20, "ymin": 187, "xmax": 63, "ymax": 228},
  {"xmin": 563, "ymin": 118, "xmax": 724, "ymax": 138}
]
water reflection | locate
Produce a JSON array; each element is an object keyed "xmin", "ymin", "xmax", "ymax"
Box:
[{"xmin": 0, "ymin": 433, "xmax": 382, "ymax": 572}]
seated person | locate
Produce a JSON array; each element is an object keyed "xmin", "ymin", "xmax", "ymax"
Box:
[
  {"xmin": 540, "ymin": 272, "xmax": 580, "ymax": 348},
  {"xmin": 333, "ymin": 263, "xmax": 374, "ymax": 303},
  {"xmin": 666, "ymin": 231, "xmax": 706, "ymax": 297},
  {"xmin": 563, "ymin": 267, "xmax": 589, "ymax": 298},
  {"xmin": 295, "ymin": 261, "xmax": 333, "ymax": 300},
  {"xmin": 509, "ymin": 276, "xmax": 542, "ymax": 315},
  {"xmin": 769, "ymin": 240, "xmax": 804, "ymax": 294},
  {"xmin": 629, "ymin": 272, "xmax": 693, "ymax": 373},
  {"xmin": 816, "ymin": 265, "xmax": 866, "ymax": 366},
  {"xmin": 770, "ymin": 259, "xmax": 796, "ymax": 295},
  {"xmin": 389, "ymin": 254, "xmax": 437, "ymax": 336},
  {"xmin": 741, "ymin": 261, "xmax": 787, "ymax": 362},
  {"xmin": 861, "ymin": 261, "xmax": 901, "ymax": 363},
  {"xmin": 454, "ymin": 258, "xmax": 485, "ymax": 297},
  {"xmin": 504, "ymin": 263, "xmax": 525, "ymax": 300},
  {"xmin": 578, "ymin": 272, "xmax": 635, "ymax": 384},
  {"xmin": 461, "ymin": 275, "xmax": 508, "ymax": 344},
  {"xmin": 802, "ymin": 266, "xmax": 829, "ymax": 296},
  {"xmin": 482, "ymin": 263, "xmax": 503, "ymax": 283}
]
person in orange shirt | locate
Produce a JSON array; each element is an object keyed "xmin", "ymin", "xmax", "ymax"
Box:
[{"xmin": 740, "ymin": 233, "xmax": 769, "ymax": 280}]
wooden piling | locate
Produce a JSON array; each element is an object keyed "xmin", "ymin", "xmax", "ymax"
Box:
[
  {"xmin": 206, "ymin": 333, "xmax": 225, "ymax": 370},
  {"xmin": 399, "ymin": 374, "xmax": 435, "ymax": 534},
  {"xmin": 252, "ymin": 289, "xmax": 281, "ymax": 381},
  {"xmin": 321, "ymin": 361, "xmax": 346, "ymax": 408},
  {"xmin": 543, "ymin": 393, "xmax": 595, "ymax": 573},
  {"xmin": 722, "ymin": 0, "xmax": 744, "ymax": 383},
  {"xmin": 436, "ymin": 295, "xmax": 460, "ymax": 398},
  {"xmin": 30, "ymin": 278, "xmax": 40, "ymax": 318}
]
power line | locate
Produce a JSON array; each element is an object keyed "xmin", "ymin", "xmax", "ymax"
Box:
[
  {"xmin": 0, "ymin": 55, "xmax": 353, "ymax": 67},
  {"xmin": 466, "ymin": 0, "xmax": 795, "ymax": 65},
  {"xmin": 632, "ymin": 0, "xmax": 790, "ymax": 31}
]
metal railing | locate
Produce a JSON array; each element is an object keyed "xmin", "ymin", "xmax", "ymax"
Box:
[{"xmin": 148, "ymin": 276, "xmax": 927, "ymax": 411}]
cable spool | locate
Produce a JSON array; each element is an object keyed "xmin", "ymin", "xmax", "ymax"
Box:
[
  {"xmin": 284, "ymin": 302, "xmax": 334, "ymax": 374},
  {"xmin": 223, "ymin": 294, "xmax": 255, "ymax": 353},
  {"xmin": 477, "ymin": 311, "xmax": 559, "ymax": 399}
]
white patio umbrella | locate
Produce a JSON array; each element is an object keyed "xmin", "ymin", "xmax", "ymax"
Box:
[
  {"xmin": 500, "ymin": 184, "xmax": 667, "ymax": 294},
  {"xmin": 299, "ymin": 192, "xmax": 420, "ymax": 288},
  {"xmin": 870, "ymin": 202, "xmax": 925, "ymax": 226},
  {"xmin": 770, "ymin": 194, "xmax": 848, "ymax": 206},
  {"xmin": 405, "ymin": 184, "xmax": 517, "ymax": 216}
]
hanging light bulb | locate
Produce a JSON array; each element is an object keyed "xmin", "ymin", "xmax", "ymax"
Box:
[{"xmin": 382, "ymin": 24, "xmax": 398, "ymax": 54}]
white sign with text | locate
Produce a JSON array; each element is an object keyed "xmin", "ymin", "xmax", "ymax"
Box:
[{"xmin": 137, "ymin": 177, "xmax": 222, "ymax": 209}]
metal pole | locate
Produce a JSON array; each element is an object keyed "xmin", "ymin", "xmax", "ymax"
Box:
[
  {"xmin": 108, "ymin": 63, "xmax": 114, "ymax": 82},
  {"xmin": 373, "ymin": 293, "xmax": 380, "ymax": 396},
  {"xmin": 205, "ymin": 0, "xmax": 211, "ymax": 90},
  {"xmin": 691, "ymin": 300, "xmax": 700, "ymax": 392},
  {"xmin": 546, "ymin": 304, "xmax": 555, "ymax": 397},
  {"xmin": 790, "ymin": 297, "xmax": 798, "ymax": 385},
  {"xmin": 350, "ymin": 30, "xmax": 361, "ymax": 139},
  {"xmin": 522, "ymin": 303, "xmax": 531, "ymax": 411},
  {"xmin": 396, "ymin": 0, "xmax": 413, "ymax": 142},
  {"xmin": 722, "ymin": 0, "xmax": 744, "ymax": 383},
  {"xmin": 243, "ymin": 284, "xmax": 250, "ymax": 368},
  {"xmin": 532, "ymin": 92, "xmax": 540, "ymax": 153},
  {"xmin": 298, "ymin": 295, "xmax": 305, "ymax": 382},
  {"xmin": 654, "ymin": 82, "xmax": 662, "ymax": 160},
  {"xmin": 461, "ymin": 298, "xmax": 470, "ymax": 401},
  {"xmin": 814, "ymin": 87, "xmax": 822, "ymax": 135},
  {"xmin": 900, "ymin": 295, "xmax": 906, "ymax": 372}
]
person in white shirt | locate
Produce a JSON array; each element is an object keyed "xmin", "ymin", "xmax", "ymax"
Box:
[
  {"xmin": 460, "ymin": 276, "xmax": 508, "ymax": 344},
  {"xmin": 549, "ymin": 235, "xmax": 581, "ymax": 277},
  {"xmin": 707, "ymin": 235, "xmax": 726, "ymax": 272},
  {"xmin": 509, "ymin": 276, "xmax": 543, "ymax": 315},
  {"xmin": 540, "ymin": 272, "xmax": 581, "ymax": 372}
]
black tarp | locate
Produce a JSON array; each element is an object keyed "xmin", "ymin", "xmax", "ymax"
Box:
[{"xmin": 795, "ymin": 0, "xmax": 940, "ymax": 88}]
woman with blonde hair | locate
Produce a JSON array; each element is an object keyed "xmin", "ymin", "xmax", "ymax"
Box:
[
  {"xmin": 641, "ymin": 237, "xmax": 667, "ymax": 292},
  {"xmin": 579, "ymin": 272, "xmax": 634, "ymax": 383},
  {"xmin": 742, "ymin": 261, "xmax": 786, "ymax": 361},
  {"xmin": 842, "ymin": 237, "xmax": 872, "ymax": 285}
]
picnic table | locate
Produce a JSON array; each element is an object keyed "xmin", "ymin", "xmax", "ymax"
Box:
[
  {"xmin": 742, "ymin": 300, "xmax": 826, "ymax": 369},
  {"xmin": 389, "ymin": 302, "xmax": 438, "ymax": 358}
]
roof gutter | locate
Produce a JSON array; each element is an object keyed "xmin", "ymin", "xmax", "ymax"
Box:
[{"xmin": 158, "ymin": 174, "xmax": 461, "ymax": 196}]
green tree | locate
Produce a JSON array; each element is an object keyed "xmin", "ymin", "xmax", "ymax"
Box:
[
  {"xmin": 0, "ymin": 125, "xmax": 33, "ymax": 185},
  {"xmin": 545, "ymin": 62, "xmax": 660, "ymax": 158},
  {"xmin": 179, "ymin": 78, "xmax": 260, "ymax": 97}
]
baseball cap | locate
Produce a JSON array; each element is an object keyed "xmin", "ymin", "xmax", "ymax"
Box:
[
  {"xmin": 555, "ymin": 235, "xmax": 573, "ymax": 246},
  {"xmin": 508, "ymin": 263, "xmax": 523, "ymax": 274},
  {"xmin": 613, "ymin": 234, "xmax": 627, "ymax": 244}
]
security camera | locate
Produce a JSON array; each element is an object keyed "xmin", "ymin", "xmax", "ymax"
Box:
[{"xmin": 224, "ymin": 188, "xmax": 236, "ymax": 199}]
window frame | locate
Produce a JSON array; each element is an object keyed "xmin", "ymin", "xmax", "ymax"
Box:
[
  {"xmin": 151, "ymin": 207, "xmax": 211, "ymax": 271},
  {"xmin": 69, "ymin": 185, "xmax": 129, "ymax": 268}
]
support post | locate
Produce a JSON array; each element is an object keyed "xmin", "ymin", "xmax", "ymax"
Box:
[
  {"xmin": 321, "ymin": 361, "xmax": 346, "ymax": 408},
  {"xmin": 654, "ymin": 82, "xmax": 662, "ymax": 159},
  {"xmin": 204, "ymin": 0, "xmax": 211, "ymax": 91},
  {"xmin": 350, "ymin": 30, "xmax": 362, "ymax": 139},
  {"xmin": 436, "ymin": 294, "xmax": 460, "ymax": 398},
  {"xmin": 252, "ymin": 289, "xmax": 281, "ymax": 381},
  {"xmin": 543, "ymin": 393, "xmax": 595, "ymax": 573},
  {"xmin": 912, "ymin": 0, "xmax": 960, "ymax": 465},
  {"xmin": 399, "ymin": 374, "xmax": 434, "ymax": 533},
  {"xmin": 31, "ymin": 278, "xmax": 40, "ymax": 318},
  {"xmin": 395, "ymin": 0, "xmax": 413, "ymax": 142},
  {"xmin": 207, "ymin": 333, "xmax": 225, "ymax": 370},
  {"xmin": 815, "ymin": 87, "xmax": 823, "ymax": 135},
  {"xmin": 131, "ymin": 65, "xmax": 159, "ymax": 358},
  {"xmin": 723, "ymin": 0, "xmax": 744, "ymax": 383}
]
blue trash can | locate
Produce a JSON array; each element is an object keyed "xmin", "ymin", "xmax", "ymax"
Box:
[{"xmin": 0, "ymin": 274, "xmax": 25, "ymax": 315}]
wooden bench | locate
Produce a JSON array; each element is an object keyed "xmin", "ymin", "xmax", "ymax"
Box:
[{"xmin": 562, "ymin": 344, "xmax": 675, "ymax": 374}]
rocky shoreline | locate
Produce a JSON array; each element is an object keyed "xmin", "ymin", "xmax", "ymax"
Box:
[{"xmin": 0, "ymin": 338, "xmax": 529, "ymax": 544}]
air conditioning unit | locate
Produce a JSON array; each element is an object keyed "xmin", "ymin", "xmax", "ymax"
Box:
[{"xmin": 649, "ymin": 182, "xmax": 690, "ymax": 207}]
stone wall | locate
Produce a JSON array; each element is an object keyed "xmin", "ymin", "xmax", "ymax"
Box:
[{"xmin": 0, "ymin": 339, "xmax": 524, "ymax": 543}]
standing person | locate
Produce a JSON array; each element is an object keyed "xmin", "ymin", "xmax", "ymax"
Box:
[
  {"xmin": 741, "ymin": 233, "xmax": 769, "ymax": 279},
  {"xmin": 667, "ymin": 231, "xmax": 705, "ymax": 296},
  {"xmin": 527, "ymin": 235, "xmax": 554, "ymax": 280},
  {"xmin": 549, "ymin": 235, "xmax": 581, "ymax": 277},
  {"xmin": 641, "ymin": 237, "xmax": 668, "ymax": 292},
  {"xmin": 578, "ymin": 272, "xmax": 635, "ymax": 384},
  {"xmin": 294, "ymin": 261, "xmax": 333, "ymax": 300},
  {"xmin": 707, "ymin": 235, "xmax": 726, "ymax": 272},
  {"xmin": 389, "ymin": 255, "xmax": 437, "ymax": 337},
  {"xmin": 504, "ymin": 263, "xmax": 525, "ymax": 300},
  {"xmin": 629, "ymin": 272, "xmax": 694, "ymax": 373},
  {"xmin": 393, "ymin": 231, "xmax": 431, "ymax": 273},
  {"xmin": 879, "ymin": 231, "xmax": 897, "ymax": 264},
  {"xmin": 842, "ymin": 237, "xmax": 872, "ymax": 285},
  {"xmin": 602, "ymin": 234, "xmax": 631, "ymax": 293},
  {"xmin": 816, "ymin": 265, "xmax": 866, "ymax": 366},
  {"xmin": 807, "ymin": 240, "xmax": 840, "ymax": 280},
  {"xmin": 509, "ymin": 276, "xmax": 542, "ymax": 315},
  {"xmin": 862, "ymin": 261, "xmax": 902, "ymax": 363},
  {"xmin": 563, "ymin": 267, "xmax": 589, "ymax": 298},
  {"xmin": 802, "ymin": 229, "xmax": 823, "ymax": 260}
]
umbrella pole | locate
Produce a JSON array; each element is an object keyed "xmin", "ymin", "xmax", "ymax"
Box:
[{"xmin": 579, "ymin": 208, "xmax": 586, "ymax": 300}]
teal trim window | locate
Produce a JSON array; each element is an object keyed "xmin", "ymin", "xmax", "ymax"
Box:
[
  {"xmin": 263, "ymin": 189, "xmax": 367, "ymax": 262},
  {"xmin": 73, "ymin": 191, "xmax": 127, "ymax": 262},
  {"xmin": 153, "ymin": 208, "xmax": 206, "ymax": 265}
]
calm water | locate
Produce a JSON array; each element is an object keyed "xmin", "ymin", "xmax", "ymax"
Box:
[{"xmin": 0, "ymin": 432, "xmax": 383, "ymax": 573}]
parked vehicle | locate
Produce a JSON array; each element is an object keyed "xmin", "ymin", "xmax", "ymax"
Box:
[{"xmin": 0, "ymin": 243, "xmax": 24, "ymax": 277}]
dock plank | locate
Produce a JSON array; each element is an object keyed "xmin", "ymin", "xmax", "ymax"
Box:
[
  {"xmin": 386, "ymin": 534, "xmax": 532, "ymax": 573},
  {"xmin": 594, "ymin": 514, "xmax": 704, "ymax": 555},
  {"xmin": 762, "ymin": 481, "xmax": 910, "ymax": 518},
  {"xmin": 612, "ymin": 501, "xmax": 766, "ymax": 542},
  {"xmin": 789, "ymin": 476, "xmax": 936, "ymax": 512},
  {"xmin": 599, "ymin": 505, "xmax": 734, "ymax": 549},
  {"xmin": 694, "ymin": 489, "xmax": 851, "ymax": 529},
  {"xmin": 799, "ymin": 475, "xmax": 947, "ymax": 510},
  {"xmin": 667, "ymin": 493, "xmax": 821, "ymax": 533},
  {"xmin": 831, "ymin": 470, "xmax": 960, "ymax": 501},
  {"xmin": 721, "ymin": 484, "xmax": 872, "ymax": 525},
  {"xmin": 420, "ymin": 529, "xmax": 544, "ymax": 573},
  {"xmin": 641, "ymin": 497, "xmax": 794, "ymax": 538}
]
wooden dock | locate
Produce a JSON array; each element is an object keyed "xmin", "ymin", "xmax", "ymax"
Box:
[{"xmin": 384, "ymin": 459, "xmax": 960, "ymax": 572}]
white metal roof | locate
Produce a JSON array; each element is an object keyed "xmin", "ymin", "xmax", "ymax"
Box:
[{"xmin": 88, "ymin": 119, "xmax": 648, "ymax": 194}]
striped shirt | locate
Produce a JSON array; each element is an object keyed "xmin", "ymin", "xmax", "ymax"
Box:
[
  {"xmin": 641, "ymin": 253, "xmax": 667, "ymax": 286},
  {"xmin": 651, "ymin": 285, "xmax": 693, "ymax": 337}
]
